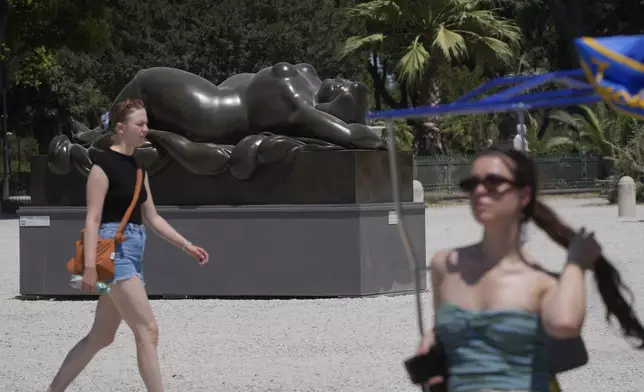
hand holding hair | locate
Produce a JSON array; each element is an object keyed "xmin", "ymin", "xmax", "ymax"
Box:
[{"xmin": 531, "ymin": 200, "xmax": 644, "ymax": 347}]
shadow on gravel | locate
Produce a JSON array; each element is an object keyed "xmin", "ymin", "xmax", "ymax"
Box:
[{"xmin": 13, "ymin": 292, "xmax": 419, "ymax": 302}]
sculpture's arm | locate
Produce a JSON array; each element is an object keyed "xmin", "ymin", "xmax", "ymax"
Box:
[
  {"xmin": 289, "ymin": 106, "xmax": 354, "ymax": 144},
  {"xmin": 289, "ymin": 106, "xmax": 384, "ymax": 149}
]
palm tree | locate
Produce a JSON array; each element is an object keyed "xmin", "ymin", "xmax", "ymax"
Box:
[
  {"xmin": 544, "ymin": 104, "xmax": 628, "ymax": 158},
  {"xmin": 338, "ymin": 0, "xmax": 522, "ymax": 108}
]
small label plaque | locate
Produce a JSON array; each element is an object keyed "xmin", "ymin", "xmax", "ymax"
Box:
[
  {"xmin": 388, "ymin": 211, "xmax": 399, "ymax": 225},
  {"xmin": 19, "ymin": 216, "xmax": 51, "ymax": 227}
]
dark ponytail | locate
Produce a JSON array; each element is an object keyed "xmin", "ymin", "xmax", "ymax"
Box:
[
  {"xmin": 480, "ymin": 145, "xmax": 644, "ymax": 348},
  {"xmin": 530, "ymin": 200, "xmax": 644, "ymax": 348}
]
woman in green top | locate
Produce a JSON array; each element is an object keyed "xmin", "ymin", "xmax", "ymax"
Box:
[{"xmin": 416, "ymin": 146, "xmax": 644, "ymax": 391}]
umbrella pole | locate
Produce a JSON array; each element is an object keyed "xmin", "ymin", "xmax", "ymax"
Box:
[
  {"xmin": 386, "ymin": 119, "xmax": 430, "ymax": 392},
  {"xmin": 516, "ymin": 110, "xmax": 529, "ymax": 244}
]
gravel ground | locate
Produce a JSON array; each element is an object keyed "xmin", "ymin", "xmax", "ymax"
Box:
[{"xmin": 1, "ymin": 197, "xmax": 643, "ymax": 392}]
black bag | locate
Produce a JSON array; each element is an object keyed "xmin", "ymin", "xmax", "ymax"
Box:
[
  {"xmin": 403, "ymin": 338, "xmax": 448, "ymax": 389},
  {"xmin": 546, "ymin": 334, "xmax": 589, "ymax": 374}
]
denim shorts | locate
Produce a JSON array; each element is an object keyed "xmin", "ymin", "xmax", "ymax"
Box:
[{"xmin": 98, "ymin": 222, "xmax": 147, "ymax": 285}]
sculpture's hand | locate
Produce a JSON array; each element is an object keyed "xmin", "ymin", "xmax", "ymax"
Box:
[{"xmin": 347, "ymin": 123, "xmax": 387, "ymax": 150}]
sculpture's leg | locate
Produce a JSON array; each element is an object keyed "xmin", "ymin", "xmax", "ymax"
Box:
[
  {"xmin": 229, "ymin": 133, "xmax": 306, "ymax": 180},
  {"xmin": 133, "ymin": 141, "xmax": 170, "ymax": 176},
  {"xmin": 88, "ymin": 132, "xmax": 114, "ymax": 151},
  {"xmin": 289, "ymin": 106, "xmax": 385, "ymax": 150},
  {"xmin": 70, "ymin": 119, "xmax": 105, "ymax": 146},
  {"xmin": 144, "ymin": 129, "xmax": 233, "ymax": 175},
  {"xmin": 254, "ymin": 133, "xmax": 306, "ymax": 164},
  {"xmin": 292, "ymin": 137, "xmax": 343, "ymax": 150},
  {"xmin": 85, "ymin": 133, "xmax": 168, "ymax": 176}
]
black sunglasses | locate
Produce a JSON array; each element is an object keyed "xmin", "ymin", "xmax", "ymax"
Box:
[{"xmin": 458, "ymin": 174, "xmax": 518, "ymax": 193}]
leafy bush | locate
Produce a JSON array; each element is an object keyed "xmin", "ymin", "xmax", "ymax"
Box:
[{"xmin": 371, "ymin": 120, "xmax": 414, "ymax": 152}]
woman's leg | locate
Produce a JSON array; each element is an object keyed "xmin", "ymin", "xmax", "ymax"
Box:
[
  {"xmin": 47, "ymin": 295, "xmax": 122, "ymax": 392},
  {"xmin": 108, "ymin": 275, "xmax": 164, "ymax": 392}
]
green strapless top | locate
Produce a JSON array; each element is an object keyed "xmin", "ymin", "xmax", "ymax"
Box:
[{"xmin": 435, "ymin": 302, "xmax": 550, "ymax": 392}]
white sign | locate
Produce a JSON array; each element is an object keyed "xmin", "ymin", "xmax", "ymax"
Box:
[
  {"xmin": 19, "ymin": 216, "xmax": 51, "ymax": 227},
  {"xmin": 388, "ymin": 211, "xmax": 399, "ymax": 225}
]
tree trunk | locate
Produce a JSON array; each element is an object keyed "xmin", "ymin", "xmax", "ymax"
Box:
[
  {"xmin": 399, "ymin": 82, "xmax": 408, "ymax": 107},
  {"xmin": 549, "ymin": 0, "xmax": 583, "ymax": 70},
  {"xmin": 366, "ymin": 59, "xmax": 400, "ymax": 109},
  {"xmin": 418, "ymin": 67, "xmax": 441, "ymax": 107},
  {"xmin": 415, "ymin": 62, "xmax": 444, "ymax": 154}
]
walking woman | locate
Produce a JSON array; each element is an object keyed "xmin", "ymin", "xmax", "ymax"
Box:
[
  {"xmin": 416, "ymin": 146, "xmax": 644, "ymax": 391},
  {"xmin": 47, "ymin": 99, "xmax": 210, "ymax": 392}
]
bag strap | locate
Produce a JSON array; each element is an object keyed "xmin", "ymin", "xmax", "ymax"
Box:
[{"xmin": 115, "ymin": 168, "xmax": 143, "ymax": 241}]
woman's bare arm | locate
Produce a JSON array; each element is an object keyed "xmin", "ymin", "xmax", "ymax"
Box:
[
  {"xmin": 140, "ymin": 173, "xmax": 191, "ymax": 249},
  {"xmin": 540, "ymin": 264, "xmax": 587, "ymax": 339},
  {"xmin": 84, "ymin": 165, "xmax": 109, "ymax": 269},
  {"xmin": 418, "ymin": 249, "xmax": 450, "ymax": 352}
]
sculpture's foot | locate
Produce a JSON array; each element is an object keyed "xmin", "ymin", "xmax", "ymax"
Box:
[
  {"xmin": 145, "ymin": 129, "xmax": 233, "ymax": 175},
  {"xmin": 48, "ymin": 134, "xmax": 93, "ymax": 176}
]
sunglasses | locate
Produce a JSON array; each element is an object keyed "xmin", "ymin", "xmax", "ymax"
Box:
[{"xmin": 458, "ymin": 174, "xmax": 519, "ymax": 194}]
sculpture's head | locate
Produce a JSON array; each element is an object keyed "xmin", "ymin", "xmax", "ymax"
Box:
[
  {"xmin": 110, "ymin": 99, "xmax": 149, "ymax": 149},
  {"xmin": 315, "ymin": 78, "xmax": 370, "ymax": 125}
]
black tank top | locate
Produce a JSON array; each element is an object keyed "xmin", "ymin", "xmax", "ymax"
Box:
[{"xmin": 93, "ymin": 148, "xmax": 148, "ymax": 225}]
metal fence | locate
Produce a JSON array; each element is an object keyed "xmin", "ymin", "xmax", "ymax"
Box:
[
  {"xmin": 1, "ymin": 137, "xmax": 35, "ymax": 213},
  {"xmin": 415, "ymin": 153, "xmax": 602, "ymax": 194}
]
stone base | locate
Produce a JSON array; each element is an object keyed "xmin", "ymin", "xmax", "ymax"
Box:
[
  {"xmin": 30, "ymin": 150, "xmax": 414, "ymax": 206},
  {"xmin": 18, "ymin": 203, "xmax": 426, "ymax": 298}
]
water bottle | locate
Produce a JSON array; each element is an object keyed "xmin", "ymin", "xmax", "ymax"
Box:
[{"xmin": 69, "ymin": 274, "xmax": 111, "ymax": 295}]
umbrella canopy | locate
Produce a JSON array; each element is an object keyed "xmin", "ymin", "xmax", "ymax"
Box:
[{"xmin": 574, "ymin": 35, "xmax": 644, "ymax": 118}]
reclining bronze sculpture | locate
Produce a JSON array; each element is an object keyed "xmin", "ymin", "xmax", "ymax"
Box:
[{"xmin": 48, "ymin": 62, "xmax": 385, "ymax": 180}]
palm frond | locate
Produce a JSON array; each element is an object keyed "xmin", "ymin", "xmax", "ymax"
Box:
[
  {"xmin": 338, "ymin": 34, "xmax": 385, "ymax": 59},
  {"xmin": 340, "ymin": 0, "xmax": 523, "ymax": 97},
  {"xmin": 478, "ymin": 37, "xmax": 515, "ymax": 63},
  {"xmin": 548, "ymin": 110, "xmax": 583, "ymax": 130},
  {"xmin": 545, "ymin": 136, "xmax": 575, "ymax": 149},
  {"xmin": 432, "ymin": 26, "xmax": 467, "ymax": 62},
  {"xmin": 345, "ymin": 0, "xmax": 402, "ymax": 23},
  {"xmin": 397, "ymin": 35, "xmax": 430, "ymax": 87}
]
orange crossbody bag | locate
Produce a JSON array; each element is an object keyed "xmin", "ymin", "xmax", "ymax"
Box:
[{"xmin": 66, "ymin": 168, "xmax": 143, "ymax": 282}]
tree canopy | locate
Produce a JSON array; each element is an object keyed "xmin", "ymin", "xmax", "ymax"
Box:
[{"xmin": 2, "ymin": 0, "xmax": 644, "ymax": 159}]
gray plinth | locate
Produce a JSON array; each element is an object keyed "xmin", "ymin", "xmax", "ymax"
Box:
[{"xmin": 18, "ymin": 203, "xmax": 426, "ymax": 298}]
